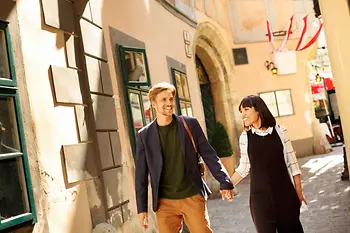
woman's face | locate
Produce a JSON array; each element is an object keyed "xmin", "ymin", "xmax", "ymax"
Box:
[{"xmin": 240, "ymin": 106, "xmax": 260, "ymax": 127}]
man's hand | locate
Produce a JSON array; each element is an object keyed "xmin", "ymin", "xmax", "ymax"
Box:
[
  {"xmin": 138, "ymin": 212, "xmax": 148, "ymax": 229},
  {"xmin": 220, "ymin": 189, "xmax": 234, "ymax": 201}
]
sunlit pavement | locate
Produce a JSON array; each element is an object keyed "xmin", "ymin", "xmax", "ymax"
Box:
[{"xmin": 207, "ymin": 146, "xmax": 350, "ymax": 233}]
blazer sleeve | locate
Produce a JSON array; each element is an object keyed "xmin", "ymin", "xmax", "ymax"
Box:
[
  {"xmin": 192, "ymin": 118, "xmax": 234, "ymax": 190},
  {"xmin": 135, "ymin": 132, "xmax": 149, "ymax": 213}
]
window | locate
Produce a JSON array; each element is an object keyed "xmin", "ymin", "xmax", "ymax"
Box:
[
  {"xmin": 172, "ymin": 69, "xmax": 193, "ymax": 117},
  {"xmin": 118, "ymin": 46, "xmax": 155, "ymax": 154},
  {"xmin": 0, "ymin": 21, "xmax": 36, "ymax": 231},
  {"xmin": 259, "ymin": 89, "xmax": 294, "ymax": 117}
]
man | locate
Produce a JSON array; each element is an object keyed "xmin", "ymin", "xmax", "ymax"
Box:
[{"xmin": 135, "ymin": 82, "xmax": 234, "ymax": 233}]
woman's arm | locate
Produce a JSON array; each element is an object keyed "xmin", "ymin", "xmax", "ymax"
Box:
[
  {"xmin": 231, "ymin": 171, "xmax": 245, "ymax": 186},
  {"xmin": 231, "ymin": 132, "xmax": 250, "ymax": 185},
  {"xmin": 293, "ymin": 174, "xmax": 307, "ymax": 205}
]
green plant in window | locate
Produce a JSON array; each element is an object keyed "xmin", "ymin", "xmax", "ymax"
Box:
[{"xmin": 210, "ymin": 122, "xmax": 233, "ymax": 158}]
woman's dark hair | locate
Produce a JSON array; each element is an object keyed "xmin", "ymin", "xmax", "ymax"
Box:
[{"xmin": 239, "ymin": 95, "xmax": 276, "ymax": 129}]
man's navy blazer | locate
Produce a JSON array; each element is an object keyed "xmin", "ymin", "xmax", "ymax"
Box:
[{"xmin": 135, "ymin": 114, "xmax": 234, "ymax": 213}]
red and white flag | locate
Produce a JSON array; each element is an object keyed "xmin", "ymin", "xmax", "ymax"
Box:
[
  {"xmin": 266, "ymin": 20, "xmax": 275, "ymax": 52},
  {"xmin": 295, "ymin": 15, "xmax": 308, "ymax": 51},
  {"xmin": 298, "ymin": 18, "xmax": 323, "ymax": 51},
  {"xmin": 277, "ymin": 15, "xmax": 294, "ymax": 52}
]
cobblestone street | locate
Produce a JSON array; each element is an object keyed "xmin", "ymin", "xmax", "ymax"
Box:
[{"xmin": 208, "ymin": 146, "xmax": 350, "ymax": 233}]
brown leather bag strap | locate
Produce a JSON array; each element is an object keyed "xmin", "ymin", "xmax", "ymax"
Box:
[{"xmin": 179, "ymin": 116, "xmax": 198, "ymax": 153}]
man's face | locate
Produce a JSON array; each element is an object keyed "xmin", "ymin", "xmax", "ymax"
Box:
[{"xmin": 152, "ymin": 90, "xmax": 175, "ymax": 117}]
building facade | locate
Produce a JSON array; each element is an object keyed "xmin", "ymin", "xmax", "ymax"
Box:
[{"xmin": 0, "ymin": 0, "xmax": 337, "ymax": 232}]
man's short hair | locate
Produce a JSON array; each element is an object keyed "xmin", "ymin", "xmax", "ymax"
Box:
[{"xmin": 148, "ymin": 82, "xmax": 176, "ymax": 102}]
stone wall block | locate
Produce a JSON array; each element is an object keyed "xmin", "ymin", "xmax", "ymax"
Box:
[
  {"xmin": 41, "ymin": 0, "xmax": 76, "ymax": 33},
  {"xmin": 63, "ymin": 142, "xmax": 99, "ymax": 183},
  {"xmin": 50, "ymin": 65, "xmax": 83, "ymax": 104},
  {"xmin": 121, "ymin": 202, "xmax": 132, "ymax": 223},
  {"xmin": 90, "ymin": 0, "xmax": 103, "ymax": 27},
  {"xmin": 96, "ymin": 132, "xmax": 114, "ymax": 169},
  {"xmin": 107, "ymin": 207, "xmax": 123, "ymax": 229},
  {"xmin": 64, "ymin": 33, "xmax": 78, "ymax": 69},
  {"xmin": 100, "ymin": 61, "xmax": 113, "ymax": 95},
  {"xmin": 80, "ymin": 18, "xmax": 107, "ymax": 60},
  {"xmin": 86, "ymin": 55, "xmax": 103, "ymax": 93},
  {"xmin": 74, "ymin": 105, "xmax": 89, "ymax": 142},
  {"xmin": 102, "ymin": 166, "xmax": 128, "ymax": 208},
  {"xmin": 91, "ymin": 94, "xmax": 118, "ymax": 130},
  {"xmin": 86, "ymin": 178, "xmax": 108, "ymax": 226},
  {"xmin": 109, "ymin": 131, "xmax": 122, "ymax": 166}
]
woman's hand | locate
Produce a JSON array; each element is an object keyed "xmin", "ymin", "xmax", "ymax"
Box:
[
  {"xmin": 296, "ymin": 189, "xmax": 307, "ymax": 206},
  {"xmin": 293, "ymin": 174, "xmax": 307, "ymax": 206}
]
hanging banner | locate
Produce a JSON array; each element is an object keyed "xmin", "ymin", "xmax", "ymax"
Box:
[
  {"xmin": 266, "ymin": 20, "xmax": 275, "ymax": 52},
  {"xmin": 277, "ymin": 15, "xmax": 294, "ymax": 52},
  {"xmin": 298, "ymin": 21, "xmax": 323, "ymax": 51},
  {"xmin": 295, "ymin": 15, "xmax": 308, "ymax": 51}
]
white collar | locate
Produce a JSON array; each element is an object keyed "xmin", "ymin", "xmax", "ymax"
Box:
[{"xmin": 251, "ymin": 126, "xmax": 273, "ymax": 135}]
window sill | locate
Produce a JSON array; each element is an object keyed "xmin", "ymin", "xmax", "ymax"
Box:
[{"xmin": 0, "ymin": 213, "xmax": 35, "ymax": 231}]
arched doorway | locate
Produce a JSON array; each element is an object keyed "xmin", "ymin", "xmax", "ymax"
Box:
[
  {"xmin": 193, "ymin": 22, "xmax": 239, "ymax": 188},
  {"xmin": 196, "ymin": 55, "xmax": 216, "ymax": 142}
]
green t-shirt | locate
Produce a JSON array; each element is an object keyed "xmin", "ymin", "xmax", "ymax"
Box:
[{"xmin": 157, "ymin": 118, "xmax": 198, "ymax": 199}]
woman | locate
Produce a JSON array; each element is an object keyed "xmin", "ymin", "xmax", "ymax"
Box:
[{"xmin": 231, "ymin": 95, "xmax": 306, "ymax": 233}]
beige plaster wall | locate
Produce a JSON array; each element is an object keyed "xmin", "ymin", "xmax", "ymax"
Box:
[
  {"xmin": 10, "ymin": 0, "xmax": 323, "ymax": 232},
  {"xmin": 103, "ymin": 0, "xmax": 204, "ymax": 122},
  {"xmin": 15, "ymin": 0, "xmax": 92, "ymax": 232},
  {"xmin": 195, "ymin": 0, "xmax": 317, "ymax": 155},
  {"xmin": 102, "ymin": 0, "xmax": 206, "ymax": 232},
  {"xmin": 232, "ymin": 40, "xmax": 315, "ymax": 141}
]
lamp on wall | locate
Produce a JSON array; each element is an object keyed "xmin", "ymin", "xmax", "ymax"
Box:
[{"xmin": 265, "ymin": 60, "xmax": 278, "ymax": 75}]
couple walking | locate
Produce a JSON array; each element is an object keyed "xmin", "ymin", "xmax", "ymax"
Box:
[{"xmin": 135, "ymin": 82, "xmax": 306, "ymax": 233}]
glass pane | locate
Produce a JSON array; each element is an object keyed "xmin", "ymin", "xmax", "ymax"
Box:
[
  {"xmin": 181, "ymin": 74, "xmax": 190, "ymax": 99},
  {"xmin": 0, "ymin": 30, "xmax": 10, "ymax": 79},
  {"xmin": 0, "ymin": 97, "xmax": 21, "ymax": 152},
  {"xmin": 0, "ymin": 157, "xmax": 30, "ymax": 220},
  {"xmin": 142, "ymin": 93, "xmax": 152, "ymax": 125},
  {"xmin": 180, "ymin": 101, "xmax": 187, "ymax": 116},
  {"xmin": 186, "ymin": 104, "xmax": 193, "ymax": 117},
  {"xmin": 276, "ymin": 90, "xmax": 294, "ymax": 116},
  {"xmin": 129, "ymin": 92, "xmax": 144, "ymax": 133},
  {"xmin": 259, "ymin": 92, "xmax": 278, "ymax": 117},
  {"xmin": 124, "ymin": 51, "xmax": 148, "ymax": 83},
  {"xmin": 174, "ymin": 71, "xmax": 184, "ymax": 98}
]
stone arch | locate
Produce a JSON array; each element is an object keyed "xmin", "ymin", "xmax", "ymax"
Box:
[{"xmin": 193, "ymin": 22, "xmax": 238, "ymax": 155}]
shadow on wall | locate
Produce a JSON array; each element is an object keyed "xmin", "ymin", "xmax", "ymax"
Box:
[
  {"xmin": 0, "ymin": 1, "xmax": 15, "ymax": 21},
  {"xmin": 38, "ymin": 0, "xmax": 102, "ymax": 232},
  {"xmin": 41, "ymin": 0, "xmax": 136, "ymax": 232}
]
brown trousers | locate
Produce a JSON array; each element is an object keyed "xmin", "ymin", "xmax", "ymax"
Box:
[{"xmin": 156, "ymin": 194, "xmax": 213, "ymax": 233}]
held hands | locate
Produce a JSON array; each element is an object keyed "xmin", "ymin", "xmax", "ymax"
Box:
[
  {"xmin": 220, "ymin": 189, "xmax": 234, "ymax": 201},
  {"xmin": 138, "ymin": 212, "xmax": 148, "ymax": 229}
]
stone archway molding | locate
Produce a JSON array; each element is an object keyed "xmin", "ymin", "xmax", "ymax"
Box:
[{"xmin": 193, "ymin": 22, "xmax": 239, "ymax": 190}]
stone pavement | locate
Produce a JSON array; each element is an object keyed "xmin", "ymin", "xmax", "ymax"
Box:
[{"xmin": 207, "ymin": 146, "xmax": 350, "ymax": 233}]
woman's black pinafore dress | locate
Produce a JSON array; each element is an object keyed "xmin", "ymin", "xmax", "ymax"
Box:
[{"xmin": 247, "ymin": 128, "xmax": 304, "ymax": 233}]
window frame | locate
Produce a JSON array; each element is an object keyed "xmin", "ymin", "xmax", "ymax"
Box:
[
  {"xmin": 258, "ymin": 89, "xmax": 295, "ymax": 118},
  {"xmin": 0, "ymin": 21, "xmax": 36, "ymax": 231},
  {"xmin": 118, "ymin": 46, "xmax": 151, "ymax": 87},
  {"xmin": 171, "ymin": 68, "xmax": 193, "ymax": 116},
  {"xmin": 117, "ymin": 45, "xmax": 153, "ymax": 155},
  {"xmin": 0, "ymin": 21, "xmax": 17, "ymax": 87}
]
